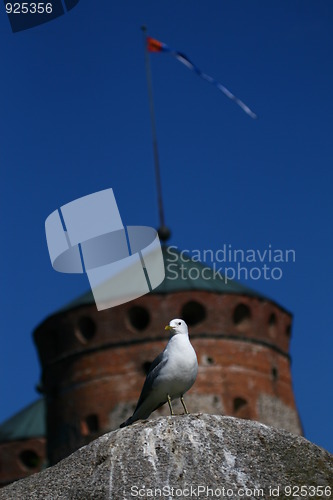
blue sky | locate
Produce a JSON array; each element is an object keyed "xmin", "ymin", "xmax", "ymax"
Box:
[{"xmin": 1, "ymin": 1, "xmax": 332, "ymax": 454}]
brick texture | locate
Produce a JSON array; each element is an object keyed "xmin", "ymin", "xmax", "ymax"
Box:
[
  {"xmin": 0, "ymin": 438, "xmax": 46, "ymax": 487},
  {"xmin": 32, "ymin": 291, "xmax": 301, "ymax": 465}
]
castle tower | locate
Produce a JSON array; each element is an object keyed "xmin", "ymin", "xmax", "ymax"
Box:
[
  {"xmin": 0, "ymin": 401, "xmax": 46, "ymax": 486},
  {"xmin": 33, "ymin": 247, "xmax": 302, "ymax": 465}
]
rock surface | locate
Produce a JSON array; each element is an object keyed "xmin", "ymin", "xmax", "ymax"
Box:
[{"xmin": 1, "ymin": 414, "xmax": 332, "ymax": 500}]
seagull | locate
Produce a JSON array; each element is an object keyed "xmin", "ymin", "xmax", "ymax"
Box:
[{"xmin": 120, "ymin": 318, "xmax": 198, "ymax": 427}]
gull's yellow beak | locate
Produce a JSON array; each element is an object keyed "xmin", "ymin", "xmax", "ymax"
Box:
[{"xmin": 165, "ymin": 325, "xmax": 174, "ymax": 331}]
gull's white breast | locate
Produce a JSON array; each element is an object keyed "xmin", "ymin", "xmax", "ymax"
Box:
[{"xmin": 155, "ymin": 334, "xmax": 198, "ymax": 399}]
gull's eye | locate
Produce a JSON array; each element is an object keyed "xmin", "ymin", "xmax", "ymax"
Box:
[{"xmin": 178, "ymin": 321, "xmax": 181, "ymax": 325}]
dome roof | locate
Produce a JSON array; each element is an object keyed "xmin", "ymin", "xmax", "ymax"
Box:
[
  {"xmin": 0, "ymin": 400, "xmax": 45, "ymax": 442},
  {"xmin": 63, "ymin": 245, "xmax": 265, "ymax": 311}
]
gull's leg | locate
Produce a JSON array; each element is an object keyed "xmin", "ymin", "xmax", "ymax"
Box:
[
  {"xmin": 180, "ymin": 396, "xmax": 189, "ymax": 414},
  {"xmin": 167, "ymin": 395, "xmax": 174, "ymax": 415}
]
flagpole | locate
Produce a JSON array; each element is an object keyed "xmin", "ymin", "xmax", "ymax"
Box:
[{"xmin": 141, "ymin": 26, "xmax": 170, "ymax": 242}]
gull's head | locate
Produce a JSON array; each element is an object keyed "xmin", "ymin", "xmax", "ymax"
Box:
[{"xmin": 165, "ymin": 318, "xmax": 188, "ymax": 336}]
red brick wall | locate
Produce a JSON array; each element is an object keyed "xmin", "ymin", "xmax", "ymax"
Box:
[
  {"xmin": 0, "ymin": 438, "xmax": 46, "ymax": 487},
  {"xmin": 34, "ymin": 291, "xmax": 300, "ymax": 465}
]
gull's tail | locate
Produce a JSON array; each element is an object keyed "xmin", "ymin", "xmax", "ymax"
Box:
[{"xmin": 119, "ymin": 416, "xmax": 135, "ymax": 428}]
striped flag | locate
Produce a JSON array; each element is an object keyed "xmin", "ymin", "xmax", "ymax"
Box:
[{"xmin": 147, "ymin": 36, "xmax": 257, "ymax": 119}]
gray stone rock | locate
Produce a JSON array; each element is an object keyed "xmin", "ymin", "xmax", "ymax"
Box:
[{"xmin": 1, "ymin": 414, "xmax": 332, "ymax": 500}]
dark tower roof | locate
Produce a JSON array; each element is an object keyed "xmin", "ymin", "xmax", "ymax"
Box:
[
  {"xmin": 62, "ymin": 245, "xmax": 267, "ymax": 312},
  {"xmin": 0, "ymin": 400, "xmax": 45, "ymax": 443}
]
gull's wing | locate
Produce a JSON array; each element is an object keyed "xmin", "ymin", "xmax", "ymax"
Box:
[{"xmin": 134, "ymin": 350, "xmax": 168, "ymax": 411}]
